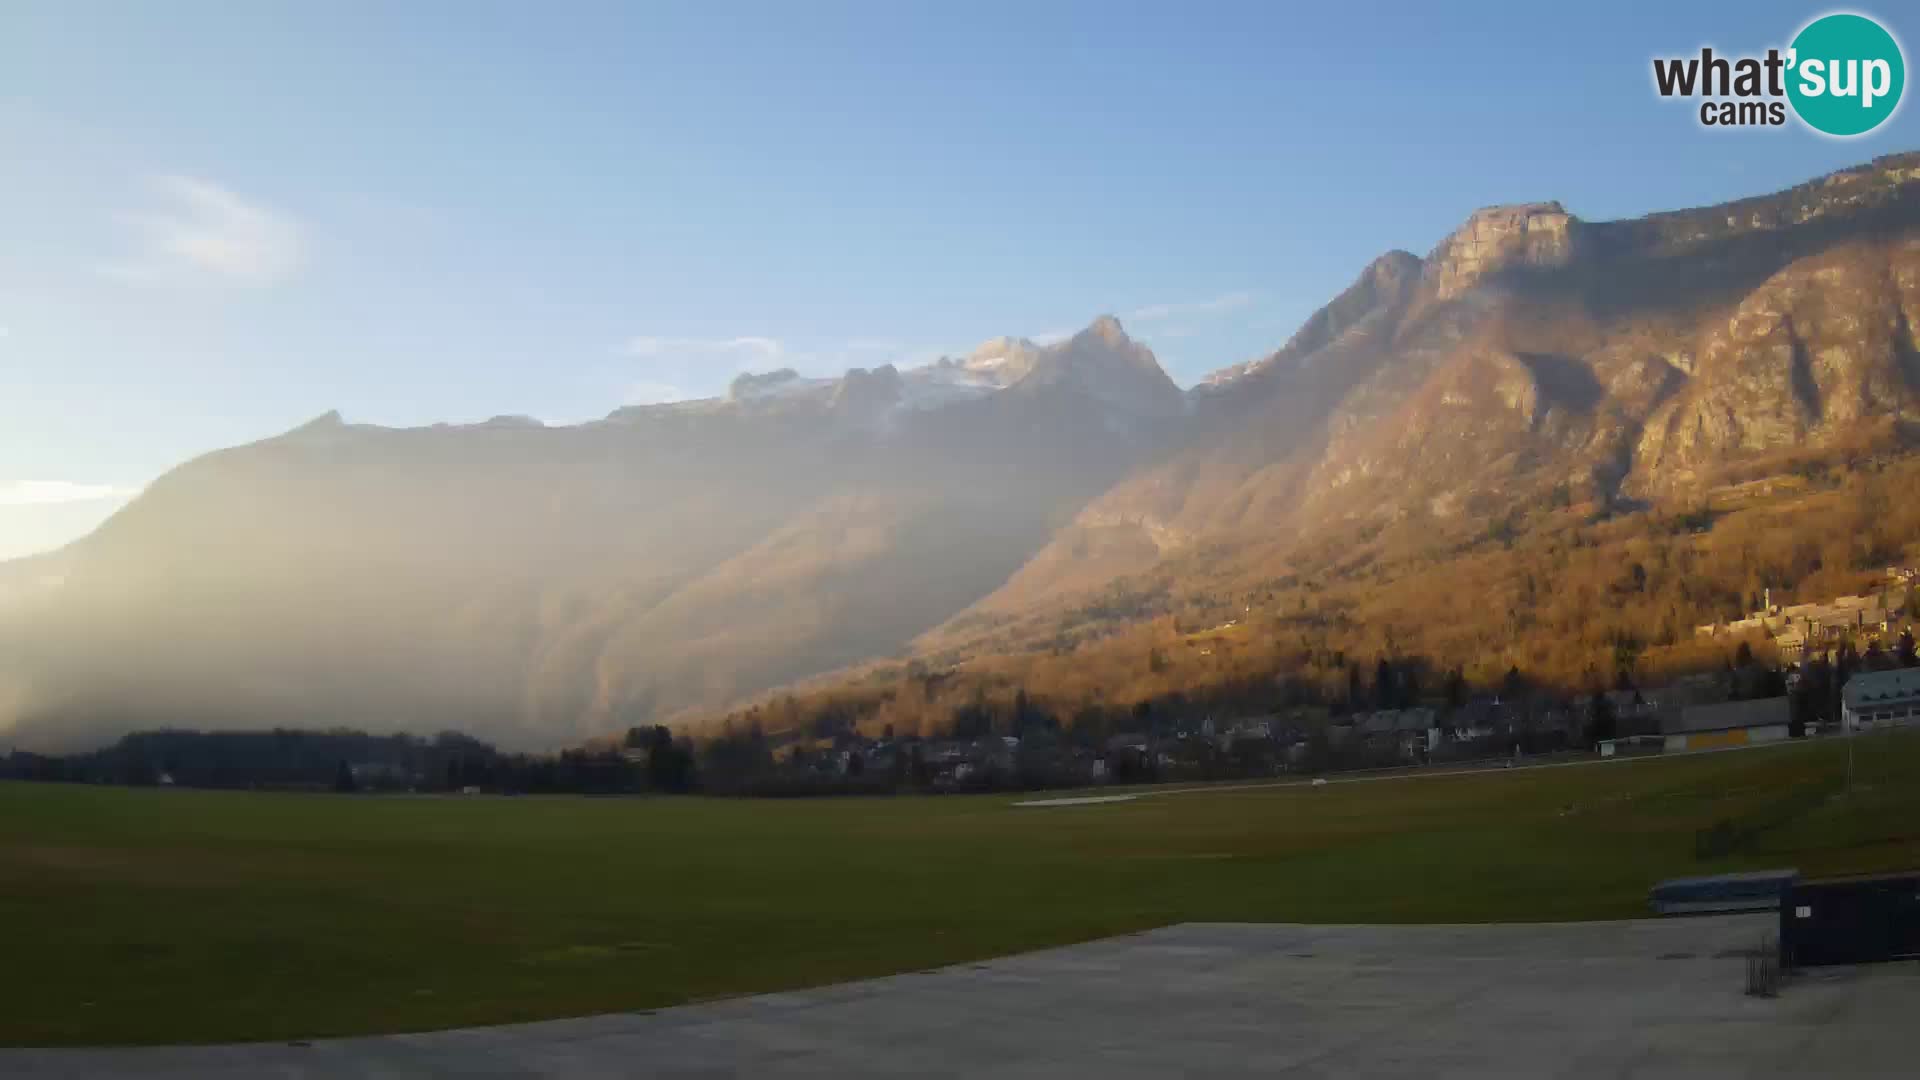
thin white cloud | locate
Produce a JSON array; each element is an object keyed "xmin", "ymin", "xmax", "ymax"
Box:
[
  {"xmin": 0, "ymin": 480, "xmax": 140, "ymax": 507},
  {"xmin": 624, "ymin": 335, "xmax": 785, "ymax": 364},
  {"xmin": 1125, "ymin": 290, "xmax": 1256, "ymax": 324},
  {"xmin": 101, "ymin": 174, "xmax": 304, "ymax": 287},
  {"xmin": 1030, "ymin": 328, "xmax": 1074, "ymax": 346}
]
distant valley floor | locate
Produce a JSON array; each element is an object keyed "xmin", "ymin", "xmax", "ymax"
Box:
[{"xmin": 8, "ymin": 916, "xmax": 1917, "ymax": 1078}]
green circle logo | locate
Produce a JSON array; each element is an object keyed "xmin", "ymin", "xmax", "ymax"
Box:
[{"xmin": 1787, "ymin": 13, "xmax": 1905, "ymax": 136}]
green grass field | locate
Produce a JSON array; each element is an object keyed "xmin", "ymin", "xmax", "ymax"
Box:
[{"xmin": 5, "ymin": 734, "xmax": 1919, "ymax": 1047}]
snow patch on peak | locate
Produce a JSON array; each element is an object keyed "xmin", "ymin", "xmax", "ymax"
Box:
[
  {"xmin": 1197, "ymin": 357, "xmax": 1262, "ymax": 389},
  {"xmin": 897, "ymin": 361, "xmax": 1004, "ymax": 411},
  {"xmin": 962, "ymin": 336, "xmax": 1044, "ymax": 385}
]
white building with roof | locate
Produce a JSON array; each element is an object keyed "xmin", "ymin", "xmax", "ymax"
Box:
[{"xmin": 1841, "ymin": 669, "xmax": 1920, "ymax": 731}]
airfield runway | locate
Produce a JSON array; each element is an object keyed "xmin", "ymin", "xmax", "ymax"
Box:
[{"xmin": 9, "ymin": 913, "xmax": 1919, "ymax": 1077}]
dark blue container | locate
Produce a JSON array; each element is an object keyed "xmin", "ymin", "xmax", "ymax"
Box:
[{"xmin": 1780, "ymin": 871, "xmax": 1920, "ymax": 967}]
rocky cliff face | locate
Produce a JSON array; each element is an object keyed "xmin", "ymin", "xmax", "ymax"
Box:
[
  {"xmin": 1425, "ymin": 202, "xmax": 1579, "ymax": 300},
  {"xmin": 964, "ymin": 153, "xmax": 1920, "ymax": 624},
  {"xmin": 1631, "ymin": 236, "xmax": 1920, "ymax": 490}
]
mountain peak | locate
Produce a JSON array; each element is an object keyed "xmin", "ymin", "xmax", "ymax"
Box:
[
  {"xmin": 282, "ymin": 409, "xmax": 345, "ymax": 436},
  {"xmin": 1014, "ymin": 314, "xmax": 1182, "ymax": 418},
  {"xmin": 1084, "ymin": 314, "xmax": 1129, "ymax": 346},
  {"xmin": 1366, "ymin": 249, "xmax": 1424, "ymax": 280},
  {"xmin": 1193, "ymin": 249, "xmax": 1424, "ymax": 395}
]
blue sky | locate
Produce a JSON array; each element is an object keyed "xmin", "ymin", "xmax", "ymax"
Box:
[{"xmin": 2, "ymin": 1, "xmax": 1917, "ymax": 558}]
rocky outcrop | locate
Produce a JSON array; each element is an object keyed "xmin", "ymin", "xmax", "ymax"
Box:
[
  {"xmin": 1630, "ymin": 236, "xmax": 1920, "ymax": 491},
  {"xmin": 729, "ymin": 368, "xmax": 804, "ymax": 400},
  {"xmin": 1426, "ymin": 203, "xmax": 1579, "ymax": 300},
  {"xmin": 830, "ymin": 363, "xmax": 904, "ymax": 414},
  {"xmin": 1593, "ymin": 152, "xmax": 1920, "ymax": 261}
]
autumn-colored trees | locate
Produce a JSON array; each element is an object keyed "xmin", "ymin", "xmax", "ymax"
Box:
[{"xmin": 700, "ymin": 456, "xmax": 1920, "ymax": 744}]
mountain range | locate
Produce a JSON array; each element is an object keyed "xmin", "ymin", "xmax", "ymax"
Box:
[{"xmin": 6, "ymin": 152, "xmax": 1920, "ymax": 749}]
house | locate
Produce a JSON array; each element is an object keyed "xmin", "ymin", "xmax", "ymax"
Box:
[
  {"xmin": 968, "ymin": 736, "xmax": 1015, "ymax": 773},
  {"xmin": 1832, "ymin": 602, "xmax": 1891, "ymax": 635},
  {"xmin": 1450, "ymin": 696, "xmax": 1506, "ymax": 740},
  {"xmin": 1840, "ymin": 668, "xmax": 1920, "ymax": 731},
  {"xmin": 1663, "ymin": 697, "xmax": 1791, "ymax": 752},
  {"xmin": 1227, "ymin": 717, "xmax": 1274, "ymax": 742},
  {"xmin": 1775, "ymin": 626, "xmax": 1808, "ymax": 660},
  {"xmin": 1359, "ymin": 711, "xmax": 1399, "ymax": 744},
  {"xmin": 1399, "ymin": 706, "xmax": 1436, "ymax": 728},
  {"xmin": 1393, "ymin": 708, "xmax": 1437, "ymax": 755},
  {"xmin": 921, "ymin": 739, "xmax": 969, "ymax": 773},
  {"xmin": 1780, "ymin": 601, "xmax": 1891, "ymax": 642},
  {"xmin": 1532, "ymin": 706, "xmax": 1581, "ymax": 739},
  {"xmin": 1604, "ymin": 689, "xmax": 1645, "ymax": 717},
  {"xmin": 1350, "ymin": 709, "xmax": 1434, "ymax": 759},
  {"xmin": 863, "ymin": 743, "xmax": 905, "ymax": 774},
  {"xmin": 1596, "ymin": 689, "xmax": 1664, "ymax": 736}
]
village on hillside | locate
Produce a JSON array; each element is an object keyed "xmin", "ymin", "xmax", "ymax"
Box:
[
  {"xmin": 710, "ymin": 571, "xmax": 1920, "ymax": 796},
  {"xmin": 1695, "ymin": 566, "xmax": 1917, "ymax": 660}
]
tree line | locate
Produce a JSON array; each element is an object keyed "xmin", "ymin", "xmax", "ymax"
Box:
[{"xmin": 1, "ymin": 727, "xmax": 691, "ymax": 796}]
